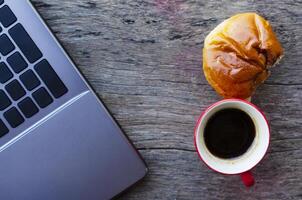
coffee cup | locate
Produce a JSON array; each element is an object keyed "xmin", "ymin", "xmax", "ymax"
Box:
[{"xmin": 194, "ymin": 99, "xmax": 270, "ymax": 187}]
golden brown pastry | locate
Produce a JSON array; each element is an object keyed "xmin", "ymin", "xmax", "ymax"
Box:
[{"xmin": 203, "ymin": 13, "xmax": 283, "ymax": 99}]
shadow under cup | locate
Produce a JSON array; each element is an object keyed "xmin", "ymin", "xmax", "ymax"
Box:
[{"xmin": 194, "ymin": 99, "xmax": 270, "ymax": 176}]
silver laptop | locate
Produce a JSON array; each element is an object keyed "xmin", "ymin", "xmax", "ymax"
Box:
[{"xmin": 0, "ymin": 0, "xmax": 147, "ymax": 199}]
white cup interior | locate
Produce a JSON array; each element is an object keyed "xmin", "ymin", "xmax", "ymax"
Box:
[{"xmin": 195, "ymin": 100, "xmax": 270, "ymax": 174}]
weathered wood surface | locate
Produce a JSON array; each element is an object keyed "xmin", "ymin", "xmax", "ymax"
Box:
[{"xmin": 33, "ymin": 0, "xmax": 302, "ymax": 199}]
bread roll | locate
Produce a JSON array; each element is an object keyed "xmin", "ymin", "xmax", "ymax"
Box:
[{"xmin": 203, "ymin": 13, "xmax": 283, "ymax": 99}]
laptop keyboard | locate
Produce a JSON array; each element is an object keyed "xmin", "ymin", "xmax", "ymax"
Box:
[{"xmin": 0, "ymin": 3, "xmax": 68, "ymax": 136}]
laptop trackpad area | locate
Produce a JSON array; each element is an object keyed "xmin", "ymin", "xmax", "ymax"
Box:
[{"xmin": 0, "ymin": 92, "xmax": 146, "ymax": 200}]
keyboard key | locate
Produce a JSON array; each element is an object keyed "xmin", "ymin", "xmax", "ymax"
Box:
[
  {"xmin": 0, "ymin": 62, "xmax": 13, "ymax": 83},
  {"xmin": 0, "ymin": 119, "xmax": 9, "ymax": 137},
  {"xmin": 4, "ymin": 107, "xmax": 24, "ymax": 128},
  {"xmin": 0, "ymin": 90, "xmax": 11, "ymax": 111},
  {"xmin": 5, "ymin": 80, "xmax": 26, "ymax": 101},
  {"xmin": 32, "ymin": 87, "xmax": 53, "ymax": 108},
  {"xmin": 9, "ymin": 23, "xmax": 42, "ymax": 63},
  {"xmin": 20, "ymin": 69, "xmax": 41, "ymax": 91},
  {"xmin": 0, "ymin": 6, "xmax": 17, "ymax": 28},
  {"xmin": 0, "ymin": 34, "xmax": 15, "ymax": 56},
  {"xmin": 18, "ymin": 97, "xmax": 39, "ymax": 118},
  {"xmin": 7, "ymin": 52, "xmax": 28, "ymax": 73},
  {"xmin": 34, "ymin": 59, "xmax": 68, "ymax": 98}
]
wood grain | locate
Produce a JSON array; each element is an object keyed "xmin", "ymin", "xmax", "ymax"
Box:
[{"xmin": 32, "ymin": 0, "xmax": 302, "ymax": 199}]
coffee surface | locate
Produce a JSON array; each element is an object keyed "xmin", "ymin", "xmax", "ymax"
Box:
[{"xmin": 204, "ymin": 108, "xmax": 255, "ymax": 159}]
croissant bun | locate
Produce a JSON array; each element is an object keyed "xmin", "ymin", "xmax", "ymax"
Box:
[{"xmin": 203, "ymin": 13, "xmax": 283, "ymax": 99}]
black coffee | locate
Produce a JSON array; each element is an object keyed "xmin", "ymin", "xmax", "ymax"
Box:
[{"xmin": 204, "ymin": 108, "xmax": 255, "ymax": 159}]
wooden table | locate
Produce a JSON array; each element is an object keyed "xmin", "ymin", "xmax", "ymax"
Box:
[{"xmin": 34, "ymin": 0, "xmax": 302, "ymax": 199}]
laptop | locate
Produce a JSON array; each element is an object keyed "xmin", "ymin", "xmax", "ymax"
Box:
[{"xmin": 0, "ymin": 0, "xmax": 147, "ymax": 199}]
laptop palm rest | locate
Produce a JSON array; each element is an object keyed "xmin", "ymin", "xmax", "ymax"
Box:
[{"xmin": 0, "ymin": 91, "xmax": 147, "ymax": 200}]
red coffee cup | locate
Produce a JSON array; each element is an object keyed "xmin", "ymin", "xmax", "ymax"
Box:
[{"xmin": 194, "ymin": 99, "xmax": 270, "ymax": 187}]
